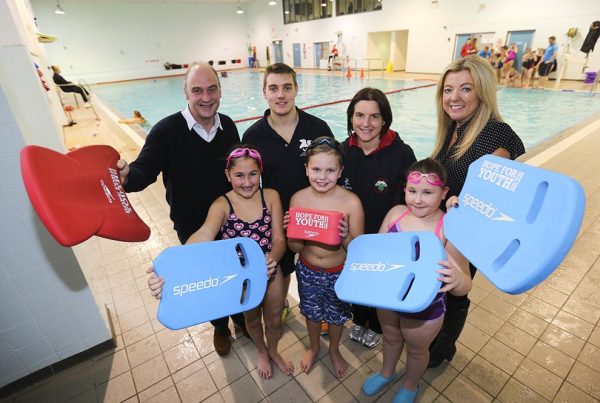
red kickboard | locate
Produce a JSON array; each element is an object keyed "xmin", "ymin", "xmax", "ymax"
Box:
[
  {"xmin": 20, "ymin": 145, "xmax": 151, "ymax": 246},
  {"xmin": 287, "ymin": 207, "xmax": 343, "ymax": 245}
]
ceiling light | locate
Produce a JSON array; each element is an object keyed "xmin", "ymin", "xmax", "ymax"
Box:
[
  {"xmin": 321, "ymin": 2, "xmax": 326, "ymax": 6},
  {"xmin": 285, "ymin": 10, "xmax": 290, "ymax": 14},
  {"xmin": 54, "ymin": 2, "xmax": 65, "ymax": 14},
  {"xmin": 236, "ymin": 0, "xmax": 244, "ymax": 14},
  {"xmin": 268, "ymin": 1, "xmax": 277, "ymax": 5}
]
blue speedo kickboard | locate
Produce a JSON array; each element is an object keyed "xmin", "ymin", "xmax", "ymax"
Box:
[
  {"xmin": 335, "ymin": 232, "xmax": 446, "ymax": 313},
  {"xmin": 153, "ymin": 238, "xmax": 267, "ymax": 330},
  {"xmin": 444, "ymin": 155, "xmax": 585, "ymax": 294}
]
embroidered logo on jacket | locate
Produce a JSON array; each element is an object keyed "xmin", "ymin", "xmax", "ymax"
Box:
[{"xmin": 374, "ymin": 180, "xmax": 388, "ymax": 192}]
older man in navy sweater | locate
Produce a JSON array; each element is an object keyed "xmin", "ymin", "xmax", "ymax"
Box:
[{"xmin": 117, "ymin": 62, "xmax": 246, "ymax": 357}]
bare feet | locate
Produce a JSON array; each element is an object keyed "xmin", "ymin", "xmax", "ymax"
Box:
[
  {"xmin": 269, "ymin": 350, "xmax": 294, "ymax": 376},
  {"xmin": 329, "ymin": 349, "xmax": 349, "ymax": 379},
  {"xmin": 300, "ymin": 349, "xmax": 318, "ymax": 374},
  {"xmin": 257, "ymin": 351, "xmax": 272, "ymax": 379}
]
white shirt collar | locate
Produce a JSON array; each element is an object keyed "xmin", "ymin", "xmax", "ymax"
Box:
[{"xmin": 181, "ymin": 105, "xmax": 222, "ymax": 142}]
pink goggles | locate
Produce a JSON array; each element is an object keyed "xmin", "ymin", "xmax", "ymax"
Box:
[
  {"xmin": 226, "ymin": 148, "xmax": 263, "ymax": 170},
  {"xmin": 407, "ymin": 171, "xmax": 445, "ymax": 187}
]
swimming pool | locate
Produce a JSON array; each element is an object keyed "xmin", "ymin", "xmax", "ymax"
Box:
[{"xmin": 93, "ymin": 72, "xmax": 600, "ymax": 159}]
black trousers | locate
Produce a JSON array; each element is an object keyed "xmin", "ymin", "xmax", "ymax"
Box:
[
  {"xmin": 211, "ymin": 313, "xmax": 245, "ymax": 333},
  {"xmin": 62, "ymin": 84, "xmax": 89, "ymax": 102},
  {"xmin": 351, "ymin": 303, "xmax": 382, "ymax": 334},
  {"xmin": 432, "ymin": 262, "xmax": 477, "ymax": 347}
]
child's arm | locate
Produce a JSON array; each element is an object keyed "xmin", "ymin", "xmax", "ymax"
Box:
[
  {"xmin": 341, "ymin": 195, "xmax": 364, "ymax": 250},
  {"xmin": 147, "ymin": 197, "xmax": 227, "ymax": 299},
  {"xmin": 437, "ymin": 240, "xmax": 471, "ymax": 296},
  {"xmin": 265, "ymin": 189, "xmax": 286, "ymax": 277}
]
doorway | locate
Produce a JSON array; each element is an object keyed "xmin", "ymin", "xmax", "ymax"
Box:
[
  {"xmin": 273, "ymin": 41, "xmax": 284, "ymax": 64},
  {"xmin": 293, "ymin": 43, "xmax": 301, "ymax": 68},
  {"xmin": 313, "ymin": 42, "xmax": 329, "ymax": 69},
  {"xmin": 506, "ymin": 30, "xmax": 535, "ymax": 72},
  {"xmin": 366, "ymin": 30, "xmax": 408, "ymax": 72}
]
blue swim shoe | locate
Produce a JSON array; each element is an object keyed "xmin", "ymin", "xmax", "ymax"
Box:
[
  {"xmin": 362, "ymin": 372, "xmax": 397, "ymax": 396},
  {"xmin": 392, "ymin": 385, "xmax": 419, "ymax": 403}
]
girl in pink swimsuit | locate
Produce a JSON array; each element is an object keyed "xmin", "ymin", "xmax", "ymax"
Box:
[
  {"xmin": 148, "ymin": 146, "xmax": 293, "ymax": 379},
  {"xmin": 361, "ymin": 158, "xmax": 472, "ymax": 403}
]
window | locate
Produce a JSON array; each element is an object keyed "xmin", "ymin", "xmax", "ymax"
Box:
[
  {"xmin": 337, "ymin": 0, "xmax": 382, "ymax": 15},
  {"xmin": 283, "ymin": 0, "xmax": 332, "ymax": 24}
]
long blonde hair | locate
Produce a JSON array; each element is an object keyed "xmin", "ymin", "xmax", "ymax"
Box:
[{"xmin": 431, "ymin": 56, "xmax": 503, "ymax": 160}]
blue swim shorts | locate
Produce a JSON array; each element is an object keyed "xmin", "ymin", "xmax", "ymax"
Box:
[{"xmin": 296, "ymin": 256, "xmax": 351, "ymax": 325}]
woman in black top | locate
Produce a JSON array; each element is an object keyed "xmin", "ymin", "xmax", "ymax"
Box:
[
  {"xmin": 339, "ymin": 87, "xmax": 416, "ymax": 348},
  {"xmin": 429, "ymin": 55, "xmax": 525, "ymax": 368}
]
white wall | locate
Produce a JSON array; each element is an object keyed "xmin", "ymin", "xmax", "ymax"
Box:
[
  {"xmin": 0, "ymin": 83, "xmax": 112, "ymax": 388},
  {"xmin": 30, "ymin": 0, "xmax": 600, "ymax": 82},
  {"xmin": 367, "ymin": 31, "xmax": 390, "ymax": 69},
  {"xmin": 31, "ymin": 0, "xmax": 251, "ymax": 83},
  {"xmin": 395, "ymin": 30, "xmax": 409, "ymax": 71},
  {"xmin": 245, "ymin": 0, "xmax": 600, "ymax": 79},
  {"xmin": 0, "ymin": 0, "xmax": 111, "ymax": 388}
]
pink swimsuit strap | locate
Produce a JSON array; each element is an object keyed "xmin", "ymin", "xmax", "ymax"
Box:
[{"xmin": 388, "ymin": 209, "xmax": 444, "ymax": 238}]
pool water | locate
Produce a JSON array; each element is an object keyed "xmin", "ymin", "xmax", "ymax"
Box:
[{"xmin": 93, "ymin": 72, "xmax": 600, "ymax": 159}]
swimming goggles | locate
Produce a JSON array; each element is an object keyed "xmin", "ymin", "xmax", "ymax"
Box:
[
  {"xmin": 226, "ymin": 148, "xmax": 263, "ymax": 170},
  {"xmin": 407, "ymin": 171, "xmax": 445, "ymax": 187},
  {"xmin": 307, "ymin": 137, "xmax": 339, "ymax": 150}
]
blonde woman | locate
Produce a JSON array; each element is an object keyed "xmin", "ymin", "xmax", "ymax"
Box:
[{"xmin": 428, "ymin": 55, "xmax": 525, "ymax": 368}]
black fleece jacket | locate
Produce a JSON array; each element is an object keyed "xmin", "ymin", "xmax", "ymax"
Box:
[{"xmin": 340, "ymin": 130, "xmax": 416, "ymax": 234}]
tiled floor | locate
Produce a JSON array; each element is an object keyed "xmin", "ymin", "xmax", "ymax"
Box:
[{"xmin": 4, "ymin": 71, "xmax": 600, "ymax": 402}]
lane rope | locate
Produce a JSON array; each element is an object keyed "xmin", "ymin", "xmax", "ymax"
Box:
[{"xmin": 233, "ymin": 82, "xmax": 436, "ymax": 124}]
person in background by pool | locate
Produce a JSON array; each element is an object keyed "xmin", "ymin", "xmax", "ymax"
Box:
[
  {"xmin": 528, "ymin": 48, "xmax": 545, "ymax": 87},
  {"xmin": 118, "ymin": 110, "xmax": 147, "ymax": 125},
  {"xmin": 520, "ymin": 48, "xmax": 532, "ymax": 87},
  {"xmin": 460, "ymin": 38, "xmax": 476, "ymax": 58},
  {"xmin": 116, "ymin": 62, "xmax": 247, "ymax": 358},
  {"xmin": 478, "ymin": 46, "xmax": 492, "ymax": 61},
  {"xmin": 339, "ymin": 87, "xmax": 416, "ymax": 348},
  {"xmin": 494, "ymin": 47, "xmax": 506, "ymax": 83},
  {"xmin": 51, "ymin": 65, "xmax": 90, "ymax": 103},
  {"xmin": 428, "ymin": 55, "xmax": 525, "ymax": 368},
  {"xmin": 501, "ymin": 44, "xmax": 517, "ymax": 82},
  {"xmin": 536, "ymin": 36, "xmax": 559, "ymax": 89},
  {"xmin": 242, "ymin": 63, "xmax": 334, "ymax": 326},
  {"xmin": 328, "ymin": 44, "xmax": 339, "ymax": 70}
]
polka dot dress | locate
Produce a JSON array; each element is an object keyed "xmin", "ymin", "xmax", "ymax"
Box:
[{"xmin": 435, "ymin": 120, "xmax": 525, "ymax": 198}]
